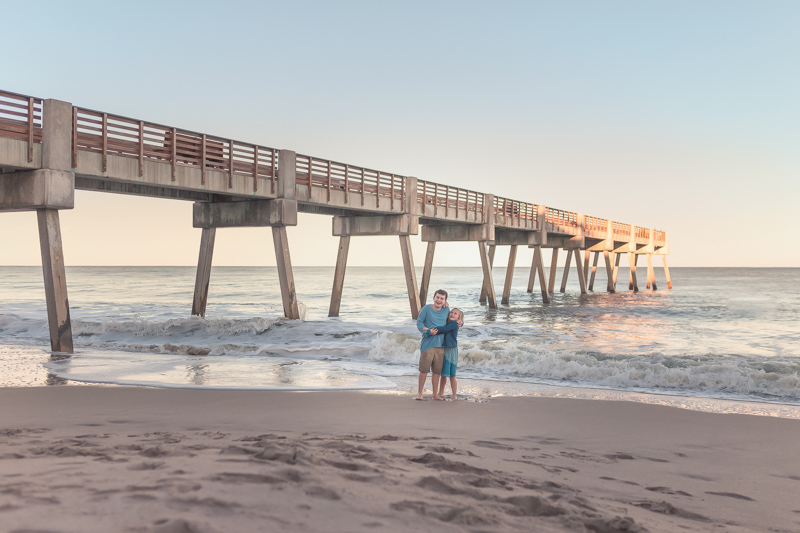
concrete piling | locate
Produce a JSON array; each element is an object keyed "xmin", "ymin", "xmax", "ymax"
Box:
[
  {"xmin": 501, "ymin": 244, "xmax": 517, "ymax": 305},
  {"xmin": 191, "ymin": 228, "xmax": 216, "ymax": 317},
  {"xmin": 328, "ymin": 236, "xmax": 350, "ymax": 317},
  {"xmin": 36, "ymin": 209, "xmax": 73, "ymax": 353}
]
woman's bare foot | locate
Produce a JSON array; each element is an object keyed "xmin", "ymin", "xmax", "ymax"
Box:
[{"xmin": 415, "ymin": 395, "xmax": 426, "ymax": 401}]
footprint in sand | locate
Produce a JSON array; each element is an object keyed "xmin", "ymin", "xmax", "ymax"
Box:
[
  {"xmin": 705, "ymin": 491, "xmax": 755, "ymax": 501},
  {"xmin": 305, "ymin": 486, "xmax": 341, "ymax": 500},
  {"xmin": 634, "ymin": 500, "xmax": 711, "ymax": 522},
  {"xmin": 471, "ymin": 440, "xmax": 513, "ymax": 451},
  {"xmin": 646, "ymin": 486, "xmax": 692, "ymax": 497}
]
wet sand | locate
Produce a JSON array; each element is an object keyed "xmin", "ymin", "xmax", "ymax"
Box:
[{"xmin": 1, "ymin": 387, "xmax": 799, "ymax": 532}]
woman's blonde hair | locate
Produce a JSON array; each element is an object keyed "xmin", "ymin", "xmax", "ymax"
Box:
[{"xmin": 447, "ymin": 308, "xmax": 464, "ymax": 323}]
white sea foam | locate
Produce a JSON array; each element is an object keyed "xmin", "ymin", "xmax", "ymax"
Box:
[{"xmin": 3, "ymin": 266, "xmax": 800, "ymax": 408}]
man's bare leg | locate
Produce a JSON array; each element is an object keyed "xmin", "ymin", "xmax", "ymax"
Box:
[
  {"xmin": 416, "ymin": 372, "xmax": 428, "ymax": 400},
  {"xmin": 432, "ymin": 373, "xmax": 442, "ymax": 399},
  {"xmin": 451, "ymin": 377, "xmax": 458, "ymax": 400}
]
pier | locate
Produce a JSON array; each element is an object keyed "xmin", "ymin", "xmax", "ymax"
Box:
[{"xmin": 0, "ymin": 89, "xmax": 670, "ymax": 353}]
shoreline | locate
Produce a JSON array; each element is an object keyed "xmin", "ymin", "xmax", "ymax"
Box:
[
  {"xmin": 4, "ymin": 343, "xmax": 800, "ymax": 420},
  {"xmin": 1, "ymin": 386, "xmax": 799, "ymax": 532}
]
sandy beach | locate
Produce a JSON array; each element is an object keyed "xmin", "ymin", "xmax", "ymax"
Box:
[{"xmin": 0, "ymin": 387, "xmax": 798, "ymax": 532}]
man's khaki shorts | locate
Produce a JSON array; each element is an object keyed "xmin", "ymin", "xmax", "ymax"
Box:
[{"xmin": 419, "ymin": 347, "xmax": 445, "ymax": 374}]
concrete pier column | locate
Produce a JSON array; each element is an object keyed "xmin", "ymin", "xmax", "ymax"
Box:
[
  {"xmin": 37, "ymin": 209, "xmax": 73, "ymax": 353},
  {"xmin": 646, "ymin": 254, "xmax": 657, "ymax": 290},
  {"xmin": 399, "ymin": 235, "xmax": 422, "ymax": 319},
  {"xmin": 560, "ymin": 249, "xmax": 572, "ymax": 293},
  {"xmin": 191, "ymin": 228, "xmax": 216, "ymax": 317},
  {"xmin": 603, "ymin": 251, "xmax": 615, "ymax": 293},
  {"xmin": 573, "ymin": 248, "xmax": 587, "ymax": 294},
  {"xmin": 419, "ymin": 241, "xmax": 436, "ymax": 305},
  {"xmin": 532, "ymin": 245, "xmax": 550, "ymax": 304},
  {"xmin": 628, "ymin": 252, "xmax": 639, "ymax": 292},
  {"xmin": 662, "ymin": 256, "xmax": 673, "ymax": 289},
  {"xmin": 478, "ymin": 242, "xmax": 497, "ymax": 308},
  {"xmin": 526, "ymin": 250, "xmax": 537, "ymax": 293},
  {"xmin": 328, "ymin": 236, "xmax": 350, "ymax": 317},
  {"xmin": 548, "ymin": 248, "xmax": 559, "ymax": 294},
  {"xmin": 583, "ymin": 249, "xmax": 591, "ymax": 284},
  {"xmin": 588, "ymin": 251, "xmax": 599, "ymax": 291},
  {"xmin": 612, "ymin": 252, "xmax": 621, "ymax": 287},
  {"xmin": 479, "ymin": 244, "xmax": 496, "ymax": 304},
  {"xmin": 501, "ymin": 245, "xmax": 517, "ymax": 305},
  {"xmin": 277, "ymin": 150, "xmax": 297, "ymax": 199},
  {"xmin": 272, "ymin": 226, "xmax": 300, "ymax": 319},
  {"xmin": 35, "ymin": 99, "xmax": 75, "ymax": 353}
]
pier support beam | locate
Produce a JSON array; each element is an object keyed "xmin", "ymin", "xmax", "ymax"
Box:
[
  {"xmin": 328, "ymin": 236, "xmax": 350, "ymax": 317},
  {"xmin": 583, "ymin": 250, "xmax": 591, "ymax": 284},
  {"xmin": 527, "ymin": 250, "xmax": 536, "ymax": 293},
  {"xmin": 646, "ymin": 254, "xmax": 657, "ymax": 290},
  {"xmin": 478, "ymin": 242, "xmax": 497, "ymax": 308},
  {"xmin": 603, "ymin": 251, "xmax": 615, "ymax": 293},
  {"xmin": 628, "ymin": 252, "xmax": 639, "ymax": 292},
  {"xmin": 548, "ymin": 248, "xmax": 559, "ymax": 294},
  {"xmin": 399, "ymin": 235, "xmax": 422, "ymax": 319},
  {"xmin": 479, "ymin": 244, "xmax": 496, "ymax": 304},
  {"xmin": 574, "ymin": 248, "xmax": 587, "ymax": 294},
  {"xmin": 560, "ymin": 249, "xmax": 572, "ymax": 293},
  {"xmin": 37, "ymin": 209, "xmax": 73, "ymax": 353},
  {"xmin": 419, "ymin": 241, "xmax": 436, "ymax": 305},
  {"xmin": 531, "ymin": 245, "xmax": 550, "ymax": 303},
  {"xmin": 501, "ymin": 245, "xmax": 517, "ymax": 305},
  {"xmin": 588, "ymin": 251, "xmax": 599, "ymax": 291},
  {"xmin": 662, "ymin": 256, "xmax": 673, "ymax": 289},
  {"xmin": 272, "ymin": 226, "xmax": 300, "ymax": 319},
  {"xmin": 612, "ymin": 252, "xmax": 621, "ymax": 288},
  {"xmin": 191, "ymin": 228, "xmax": 216, "ymax": 317}
]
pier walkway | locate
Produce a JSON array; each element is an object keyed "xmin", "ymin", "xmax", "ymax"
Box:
[{"xmin": 0, "ymin": 89, "xmax": 670, "ymax": 353}]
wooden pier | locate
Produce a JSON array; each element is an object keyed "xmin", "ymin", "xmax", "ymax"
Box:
[{"xmin": 0, "ymin": 89, "xmax": 671, "ymax": 353}]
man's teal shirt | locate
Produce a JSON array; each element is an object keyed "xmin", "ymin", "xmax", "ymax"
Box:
[{"xmin": 417, "ymin": 304, "xmax": 450, "ymax": 352}]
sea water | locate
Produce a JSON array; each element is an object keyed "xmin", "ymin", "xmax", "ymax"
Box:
[{"xmin": 1, "ymin": 266, "xmax": 798, "ymax": 417}]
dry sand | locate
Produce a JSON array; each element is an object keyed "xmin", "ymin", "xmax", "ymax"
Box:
[{"xmin": 1, "ymin": 387, "xmax": 799, "ymax": 532}]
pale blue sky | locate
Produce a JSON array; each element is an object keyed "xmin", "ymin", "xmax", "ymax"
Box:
[{"xmin": 1, "ymin": 1, "xmax": 798, "ymax": 267}]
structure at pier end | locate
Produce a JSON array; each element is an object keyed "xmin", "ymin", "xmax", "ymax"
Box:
[{"xmin": 0, "ymin": 89, "xmax": 670, "ymax": 353}]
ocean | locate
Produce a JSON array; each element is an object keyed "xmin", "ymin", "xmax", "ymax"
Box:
[{"xmin": 1, "ymin": 266, "xmax": 799, "ymax": 418}]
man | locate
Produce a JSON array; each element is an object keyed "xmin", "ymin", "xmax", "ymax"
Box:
[{"xmin": 416, "ymin": 289, "xmax": 451, "ymax": 400}]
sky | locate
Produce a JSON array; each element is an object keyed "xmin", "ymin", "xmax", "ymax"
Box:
[{"xmin": 1, "ymin": 0, "xmax": 798, "ymax": 268}]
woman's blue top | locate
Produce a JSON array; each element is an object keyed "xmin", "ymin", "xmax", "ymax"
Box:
[{"xmin": 436, "ymin": 320, "xmax": 460, "ymax": 348}]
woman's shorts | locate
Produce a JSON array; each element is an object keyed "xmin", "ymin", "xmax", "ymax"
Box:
[{"xmin": 441, "ymin": 347, "xmax": 458, "ymax": 377}]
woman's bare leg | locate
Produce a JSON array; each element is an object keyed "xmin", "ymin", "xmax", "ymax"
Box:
[{"xmin": 438, "ymin": 375, "xmax": 448, "ymax": 398}]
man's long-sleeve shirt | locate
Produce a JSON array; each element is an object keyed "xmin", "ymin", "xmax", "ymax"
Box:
[{"xmin": 416, "ymin": 304, "xmax": 450, "ymax": 352}]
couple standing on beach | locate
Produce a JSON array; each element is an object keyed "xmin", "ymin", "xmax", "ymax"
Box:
[{"xmin": 416, "ymin": 289, "xmax": 464, "ymax": 401}]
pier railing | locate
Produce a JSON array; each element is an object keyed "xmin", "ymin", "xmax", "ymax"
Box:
[
  {"xmin": 417, "ymin": 180, "xmax": 485, "ymax": 222},
  {"xmin": 493, "ymin": 195, "xmax": 537, "ymax": 229},
  {"xmin": 0, "ymin": 88, "xmax": 667, "ymax": 242},
  {"xmin": 295, "ymin": 154, "xmax": 405, "ymax": 208},
  {"xmin": 584, "ymin": 215, "xmax": 608, "ymax": 237},
  {"xmin": 545, "ymin": 207, "xmax": 579, "ymax": 232},
  {"xmin": 72, "ymin": 107, "xmax": 278, "ymax": 192},
  {"xmin": 0, "ymin": 90, "xmax": 43, "ymax": 162},
  {"xmin": 613, "ymin": 221, "xmax": 631, "ymax": 240}
]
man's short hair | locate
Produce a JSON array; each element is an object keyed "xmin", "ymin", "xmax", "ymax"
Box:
[{"xmin": 434, "ymin": 289, "xmax": 448, "ymax": 300}]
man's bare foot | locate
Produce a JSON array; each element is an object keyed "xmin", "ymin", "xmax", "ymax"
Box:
[
  {"xmin": 434, "ymin": 396, "xmax": 445, "ymax": 401},
  {"xmin": 415, "ymin": 395, "xmax": 426, "ymax": 401}
]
